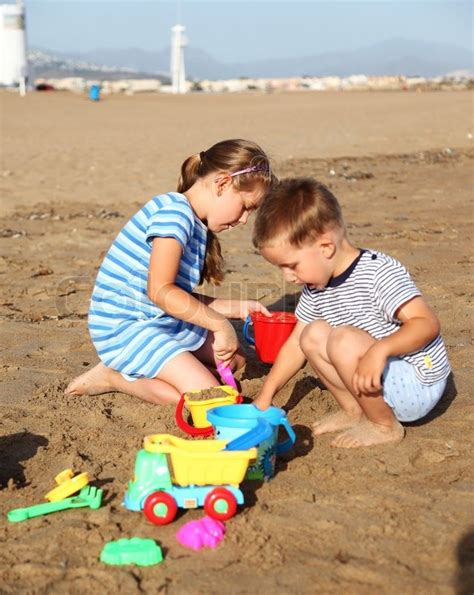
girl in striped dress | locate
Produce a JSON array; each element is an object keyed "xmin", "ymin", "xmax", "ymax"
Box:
[
  {"xmin": 252, "ymin": 178, "xmax": 450, "ymax": 448},
  {"xmin": 66, "ymin": 139, "xmax": 275, "ymax": 405}
]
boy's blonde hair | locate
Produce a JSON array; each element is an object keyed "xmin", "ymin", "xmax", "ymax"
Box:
[
  {"xmin": 252, "ymin": 178, "xmax": 344, "ymax": 249},
  {"xmin": 178, "ymin": 139, "xmax": 275, "ymax": 284}
]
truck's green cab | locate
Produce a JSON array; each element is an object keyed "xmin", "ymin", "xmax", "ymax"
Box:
[{"xmin": 124, "ymin": 449, "xmax": 172, "ymax": 511}]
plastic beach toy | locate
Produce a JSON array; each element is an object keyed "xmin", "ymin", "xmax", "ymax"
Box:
[
  {"xmin": 142, "ymin": 434, "xmax": 256, "ymax": 487},
  {"xmin": 175, "ymin": 385, "xmax": 242, "ymax": 437},
  {"xmin": 123, "ymin": 434, "xmax": 257, "ymax": 525},
  {"xmin": 243, "ymin": 311, "xmax": 297, "ymax": 363},
  {"xmin": 45, "ymin": 469, "xmax": 90, "ymax": 502},
  {"xmin": 100, "ymin": 538, "xmax": 163, "ymax": 566},
  {"xmin": 223, "ymin": 418, "xmax": 273, "ymax": 451},
  {"xmin": 207, "ymin": 404, "xmax": 296, "ymax": 480},
  {"xmin": 216, "ymin": 362, "xmax": 238, "ymax": 389},
  {"xmin": 176, "ymin": 516, "xmax": 225, "ymax": 551},
  {"xmin": 7, "ymin": 486, "xmax": 103, "ymax": 523}
]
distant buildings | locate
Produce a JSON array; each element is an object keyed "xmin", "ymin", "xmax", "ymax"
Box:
[
  {"xmin": 32, "ymin": 77, "xmax": 163, "ymax": 94},
  {"xmin": 30, "ymin": 72, "xmax": 473, "ymax": 96}
]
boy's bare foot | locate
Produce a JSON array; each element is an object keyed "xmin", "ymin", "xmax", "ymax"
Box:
[
  {"xmin": 330, "ymin": 418, "xmax": 405, "ymax": 448},
  {"xmin": 65, "ymin": 363, "xmax": 114, "ymax": 396},
  {"xmin": 312, "ymin": 410, "xmax": 363, "ymax": 436}
]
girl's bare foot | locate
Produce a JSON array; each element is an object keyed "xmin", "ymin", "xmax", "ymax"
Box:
[
  {"xmin": 331, "ymin": 418, "xmax": 405, "ymax": 448},
  {"xmin": 312, "ymin": 410, "xmax": 363, "ymax": 436},
  {"xmin": 66, "ymin": 362, "xmax": 181, "ymax": 404},
  {"xmin": 65, "ymin": 363, "xmax": 114, "ymax": 396}
]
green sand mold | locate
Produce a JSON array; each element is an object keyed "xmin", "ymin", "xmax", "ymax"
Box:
[{"xmin": 100, "ymin": 538, "xmax": 163, "ymax": 566}]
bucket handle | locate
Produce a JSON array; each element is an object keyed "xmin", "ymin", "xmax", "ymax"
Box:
[
  {"xmin": 224, "ymin": 419, "xmax": 273, "ymax": 451},
  {"xmin": 175, "ymin": 393, "xmax": 243, "ymax": 437},
  {"xmin": 175, "ymin": 395, "xmax": 215, "ymax": 437},
  {"xmin": 276, "ymin": 417, "xmax": 296, "ymax": 454},
  {"xmin": 243, "ymin": 315, "xmax": 255, "ymax": 346}
]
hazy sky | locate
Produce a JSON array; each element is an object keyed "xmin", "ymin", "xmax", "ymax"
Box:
[{"xmin": 24, "ymin": 1, "xmax": 473, "ymax": 61}]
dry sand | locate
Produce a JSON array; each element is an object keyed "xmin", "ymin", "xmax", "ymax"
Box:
[{"xmin": 0, "ymin": 90, "xmax": 473, "ymax": 594}]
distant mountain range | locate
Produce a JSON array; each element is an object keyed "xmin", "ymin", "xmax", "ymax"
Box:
[
  {"xmin": 28, "ymin": 49, "xmax": 170, "ymax": 82},
  {"xmin": 29, "ymin": 38, "xmax": 473, "ymax": 81}
]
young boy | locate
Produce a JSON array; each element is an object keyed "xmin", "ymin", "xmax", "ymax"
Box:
[{"xmin": 252, "ymin": 178, "xmax": 450, "ymax": 448}]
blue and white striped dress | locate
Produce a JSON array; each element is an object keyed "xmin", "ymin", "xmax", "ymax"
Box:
[{"xmin": 88, "ymin": 192, "xmax": 208, "ymax": 380}]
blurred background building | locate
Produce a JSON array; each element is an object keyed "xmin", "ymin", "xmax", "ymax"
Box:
[{"xmin": 0, "ymin": 0, "xmax": 27, "ymax": 93}]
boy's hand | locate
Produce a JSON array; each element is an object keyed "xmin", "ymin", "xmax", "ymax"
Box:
[
  {"xmin": 352, "ymin": 343, "xmax": 388, "ymax": 396},
  {"xmin": 252, "ymin": 391, "xmax": 274, "ymax": 411},
  {"xmin": 238, "ymin": 300, "xmax": 272, "ymax": 321},
  {"xmin": 253, "ymin": 320, "xmax": 306, "ymax": 410},
  {"xmin": 212, "ymin": 320, "xmax": 239, "ymax": 363}
]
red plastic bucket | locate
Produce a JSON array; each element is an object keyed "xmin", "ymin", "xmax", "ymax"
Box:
[{"xmin": 243, "ymin": 311, "xmax": 297, "ymax": 363}]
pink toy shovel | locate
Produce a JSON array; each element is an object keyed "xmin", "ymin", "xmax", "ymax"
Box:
[{"xmin": 216, "ymin": 362, "xmax": 238, "ymax": 389}]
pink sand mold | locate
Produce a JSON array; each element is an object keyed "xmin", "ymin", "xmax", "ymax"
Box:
[{"xmin": 176, "ymin": 516, "xmax": 225, "ymax": 550}]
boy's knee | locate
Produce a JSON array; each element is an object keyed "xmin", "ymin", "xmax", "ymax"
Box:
[
  {"xmin": 300, "ymin": 320, "xmax": 330, "ymax": 355},
  {"xmin": 326, "ymin": 326, "xmax": 357, "ymax": 359}
]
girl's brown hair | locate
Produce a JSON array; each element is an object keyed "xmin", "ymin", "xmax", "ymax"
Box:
[
  {"xmin": 253, "ymin": 178, "xmax": 344, "ymax": 249},
  {"xmin": 177, "ymin": 139, "xmax": 274, "ymax": 284}
]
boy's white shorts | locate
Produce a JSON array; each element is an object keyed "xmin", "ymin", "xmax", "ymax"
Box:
[{"xmin": 382, "ymin": 357, "xmax": 447, "ymax": 422}]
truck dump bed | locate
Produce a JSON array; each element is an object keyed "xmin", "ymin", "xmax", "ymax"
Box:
[{"xmin": 143, "ymin": 434, "xmax": 257, "ymax": 487}]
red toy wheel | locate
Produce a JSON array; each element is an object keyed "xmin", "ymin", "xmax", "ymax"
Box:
[
  {"xmin": 143, "ymin": 492, "xmax": 178, "ymax": 525},
  {"xmin": 204, "ymin": 488, "xmax": 238, "ymax": 521}
]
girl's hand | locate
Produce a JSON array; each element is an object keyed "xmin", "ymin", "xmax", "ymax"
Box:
[
  {"xmin": 352, "ymin": 343, "xmax": 388, "ymax": 396},
  {"xmin": 212, "ymin": 320, "xmax": 239, "ymax": 363},
  {"xmin": 238, "ymin": 300, "xmax": 272, "ymax": 321}
]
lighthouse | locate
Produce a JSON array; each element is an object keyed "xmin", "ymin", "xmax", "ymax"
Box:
[
  {"xmin": 0, "ymin": 0, "xmax": 28, "ymax": 93},
  {"xmin": 170, "ymin": 24, "xmax": 187, "ymax": 94}
]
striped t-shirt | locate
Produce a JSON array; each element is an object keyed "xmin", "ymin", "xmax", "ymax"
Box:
[
  {"xmin": 89, "ymin": 192, "xmax": 208, "ymax": 331},
  {"xmin": 295, "ymin": 249, "xmax": 450, "ymax": 385}
]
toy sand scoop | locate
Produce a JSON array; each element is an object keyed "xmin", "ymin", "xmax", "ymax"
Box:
[{"xmin": 175, "ymin": 386, "xmax": 243, "ymax": 437}]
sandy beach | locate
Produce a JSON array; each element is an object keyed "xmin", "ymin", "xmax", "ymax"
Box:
[{"xmin": 1, "ymin": 89, "xmax": 473, "ymax": 594}]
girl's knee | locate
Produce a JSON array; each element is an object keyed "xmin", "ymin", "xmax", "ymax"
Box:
[
  {"xmin": 232, "ymin": 351, "xmax": 246, "ymax": 371},
  {"xmin": 300, "ymin": 320, "xmax": 331, "ymax": 355}
]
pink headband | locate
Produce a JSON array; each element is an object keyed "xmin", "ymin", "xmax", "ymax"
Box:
[
  {"xmin": 200, "ymin": 151, "xmax": 268, "ymax": 178},
  {"xmin": 229, "ymin": 165, "xmax": 268, "ymax": 177},
  {"xmin": 212, "ymin": 164, "xmax": 270, "ymax": 184}
]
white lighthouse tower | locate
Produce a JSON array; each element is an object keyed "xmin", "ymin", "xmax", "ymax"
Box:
[
  {"xmin": 170, "ymin": 24, "xmax": 187, "ymax": 94},
  {"xmin": 0, "ymin": 0, "xmax": 28, "ymax": 94}
]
